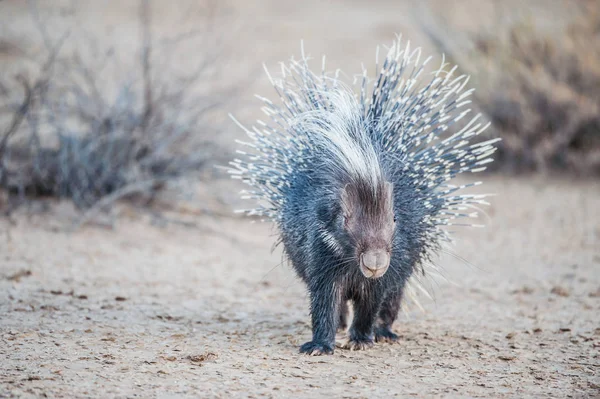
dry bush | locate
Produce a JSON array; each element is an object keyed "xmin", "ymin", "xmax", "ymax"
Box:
[
  {"xmin": 0, "ymin": 0, "xmax": 231, "ymax": 216},
  {"xmin": 420, "ymin": 0, "xmax": 600, "ymax": 176}
]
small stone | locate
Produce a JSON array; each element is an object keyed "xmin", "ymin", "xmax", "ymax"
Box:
[
  {"xmin": 588, "ymin": 288, "xmax": 600, "ymax": 298},
  {"xmin": 498, "ymin": 355, "xmax": 516, "ymax": 361},
  {"xmin": 550, "ymin": 286, "xmax": 569, "ymax": 297}
]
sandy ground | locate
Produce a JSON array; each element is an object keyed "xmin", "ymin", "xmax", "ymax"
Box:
[
  {"xmin": 1, "ymin": 0, "xmax": 599, "ymax": 398},
  {"xmin": 0, "ymin": 177, "xmax": 599, "ymax": 398}
]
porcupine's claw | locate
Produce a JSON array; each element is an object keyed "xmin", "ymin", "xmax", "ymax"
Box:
[
  {"xmin": 340, "ymin": 336, "xmax": 374, "ymax": 351},
  {"xmin": 374, "ymin": 326, "xmax": 400, "ymax": 343},
  {"xmin": 299, "ymin": 340, "xmax": 334, "ymax": 356}
]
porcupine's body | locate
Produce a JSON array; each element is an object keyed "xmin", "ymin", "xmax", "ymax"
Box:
[
  {"xmin": 230, "ymin": 37, "xmax": 499, "ymax": 355},
  {"xmin": 280, "ymin": 143, "xmax": 433, "ymax": 354}
]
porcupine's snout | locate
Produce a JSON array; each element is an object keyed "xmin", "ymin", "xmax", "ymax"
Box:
[{"xmin": 359, "ymin": 249, "xmax": 390, "ymax": 279}]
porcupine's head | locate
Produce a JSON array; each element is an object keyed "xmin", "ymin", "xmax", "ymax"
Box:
[
  {"xmin": 295, "ymin": 90, "xmax": 398, "ymax": 280},
  {"xmin": 339, "ymin": 180, "xmax": 395, "ymax": 279}
]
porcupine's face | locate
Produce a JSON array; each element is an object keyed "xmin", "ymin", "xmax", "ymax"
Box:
[{"xmin": 340, "ymin": 181, "xmax": 396, "ymax": 279}]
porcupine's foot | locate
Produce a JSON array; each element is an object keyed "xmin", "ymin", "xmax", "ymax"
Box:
[
  {"xmin": 299, "ymin": 341, "xmax": 334, "ymax": 356},
  {"xmin": 340, "ymin": 332, "xmax": 374, "ymax": 351},
  {"xmin": 376, "ymin": 289, "xmax": 402, "ymax": 343},
  {"xmin": 374, "ymin": 326, "xmax": 399, "ymax": 343}
]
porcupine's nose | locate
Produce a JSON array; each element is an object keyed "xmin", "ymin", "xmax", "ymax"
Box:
[{"xmin": 359, "ymin": 250, "xmax": 390, "ymax": 279}]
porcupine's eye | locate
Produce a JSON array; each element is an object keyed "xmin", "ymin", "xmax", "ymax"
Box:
[{"xmin": 343, "ymin": 214, "xmax": 350, "ymax": 226}]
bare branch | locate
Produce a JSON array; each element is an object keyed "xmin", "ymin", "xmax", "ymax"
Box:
[
  {"xmin": 0, "ymin": 77, "xmax": 32, "ymax": 157},
  {"xmin": 0, "ymin": 0, "xmax": 238, "ymax": 221},
  {"xmin": 140, "ymin": 0, "xmax": 153, "ymax": 134}
]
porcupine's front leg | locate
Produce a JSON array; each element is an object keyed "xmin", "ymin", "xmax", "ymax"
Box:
[
  {"xmin": 342, "ymin": 293, "xmax": 382, "ymax": 350},
  {"xmin": 299, "ymin": 281, "xmax": 339, "ymax": 356},
  {"xmin": 375, "ymin": 289, "xmax": 402, "ymax": 343}
]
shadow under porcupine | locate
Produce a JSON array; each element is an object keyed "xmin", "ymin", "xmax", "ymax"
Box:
[{"xmin": 230, "ymin": 36, "xmax": 499, "ymax": 355}]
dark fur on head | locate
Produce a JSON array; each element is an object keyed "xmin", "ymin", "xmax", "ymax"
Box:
[{"xmin": 341, "ymin": 180, "xmax": 395, "ymax": 279}]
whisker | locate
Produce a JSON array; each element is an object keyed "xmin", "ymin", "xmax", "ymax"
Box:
[{"xmin": 440, "ymin": 248, "xmax": 485, "ymax": 272}]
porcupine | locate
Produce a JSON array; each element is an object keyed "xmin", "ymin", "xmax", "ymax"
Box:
[{"xmin": 229, "ymin": 36, "xmax": 499, "ymax": 355}]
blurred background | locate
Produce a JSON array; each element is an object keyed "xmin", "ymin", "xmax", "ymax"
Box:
[
  {"xmin": 0, "ymin": 1, "xmax": 598, "ymax": 397},
  {"xmin": 0, "ymin": 0, "xmax": 598, "ymax": 215}
]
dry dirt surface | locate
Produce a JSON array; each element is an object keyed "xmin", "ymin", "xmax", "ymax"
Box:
[
  {"xmin": 1, "ymin": 0, "xmax": 599, "ymax": 398},
  {"xmin": 0, "ymin": 177, "xmax": 599, "ymax": 398}
]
